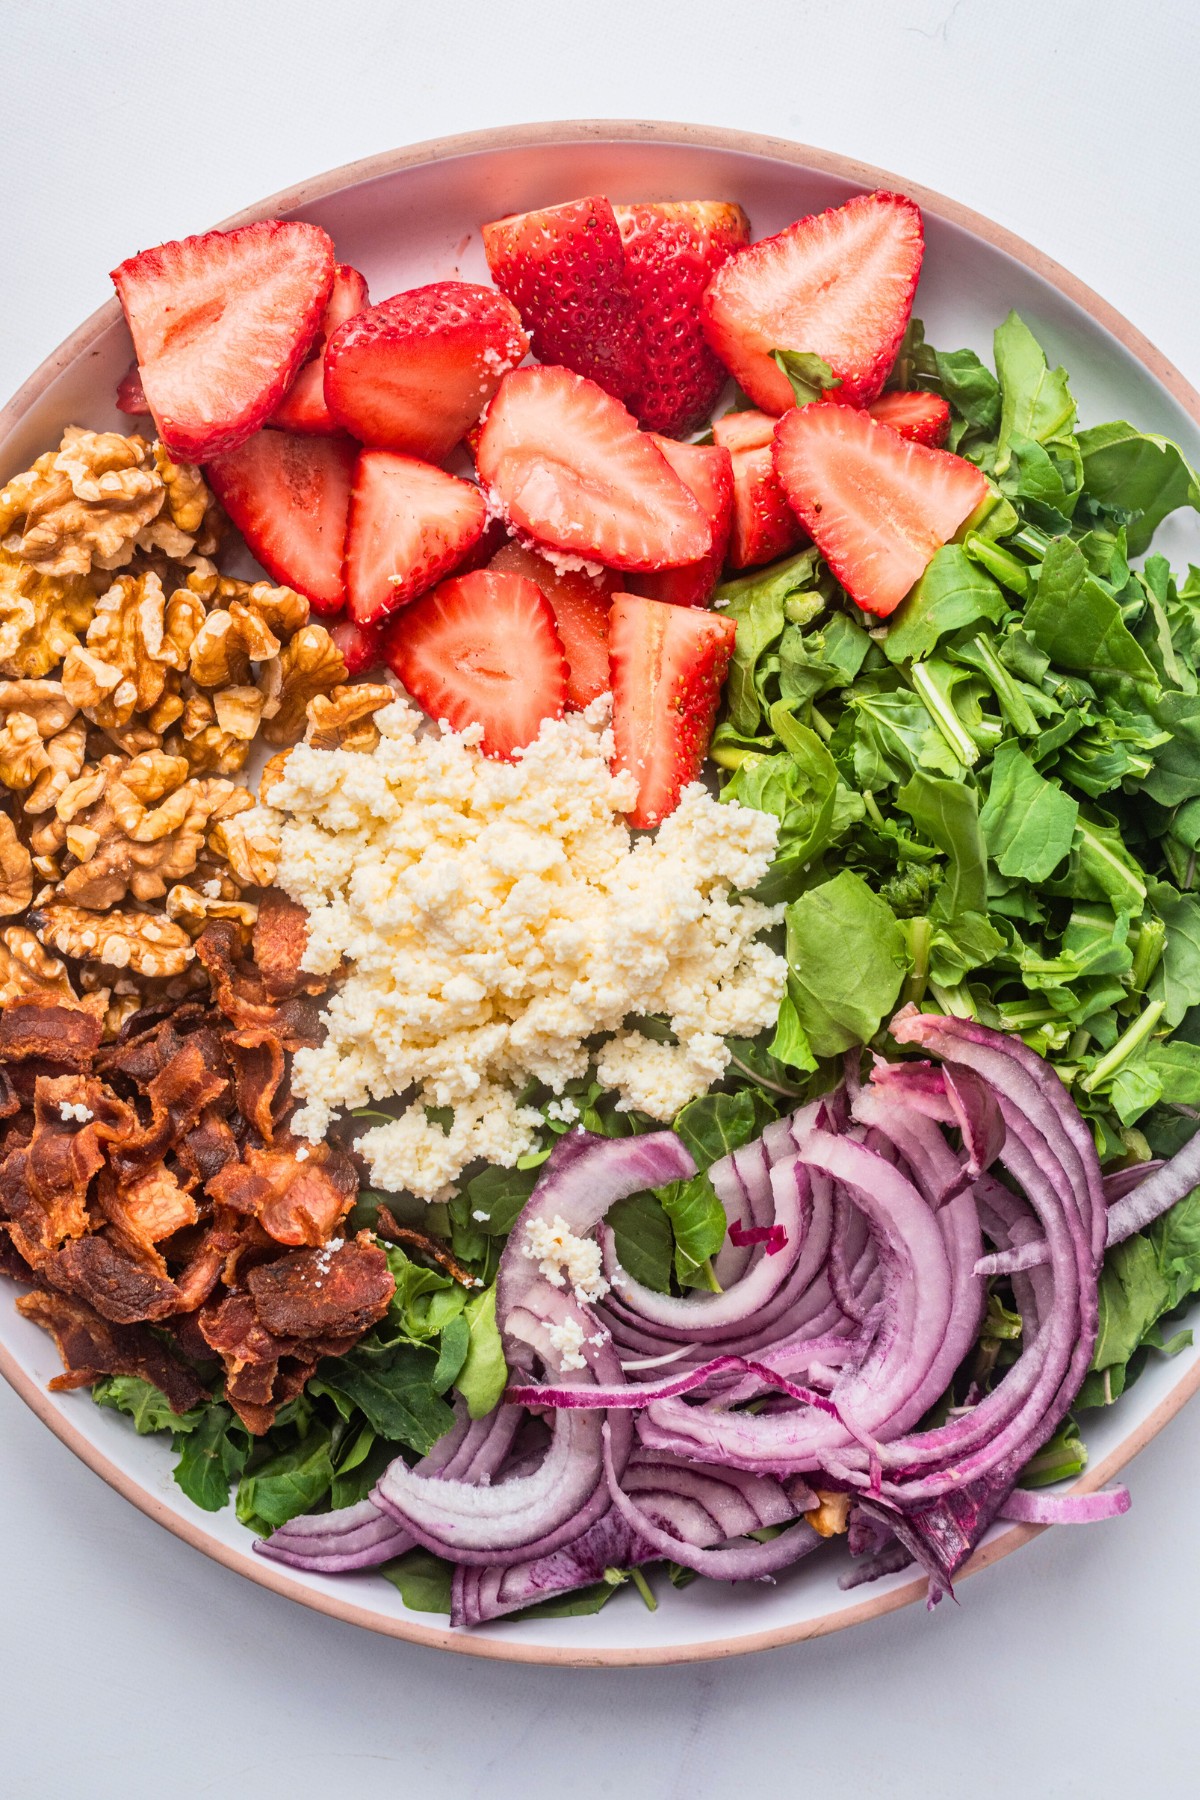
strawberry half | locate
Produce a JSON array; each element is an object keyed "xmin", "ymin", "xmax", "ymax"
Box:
[
  {"xmin": 383, "ymin": 568, "xmax": 567, "ymax": 759},
  {"xmin": 482, "ymin": 196, "xmax": 639, "ymax": 404},
  {"xmin": 702, "ymin": 191, "xmax": 924, "ymax": 414},
  {"xmin": 614, "ymin": 201, "xmax": 750, "ymax": 436},
  {"xmin": 475, "ymin": 366, "xmax": 710, "ymax": 573},
  {"xmin": 324, "ymin": 281, "xmax": 529, "ymax": 464},
  {"xmin": 271, "ymin": 264, "xmax": 370, "ymax": 434},
  {"xmin": 112, "ymin": 220, "xmax": 335, "ymax": 460},
  {"xmin": 609, "ymin": 593, "xmax": 736, "ymax": 828},
  {"xmin": 712, "ymin": 409, "xmax": 804, "ymax": 569},
  {"xmin": 773, "ymin": 403, "xmax": 988, "ymax": 617},
  {"xmin": 343, "ymin": 451, "xmax": 487, "ymax": 627},
  {"xmin": 115, "ymin": 363, "xmax": 148, "ymax": 415},
  {"xmin": 205, "ymin": 429, "xmax": 355, "ymax": 612},
  {"xmin": 861, "ymin": 388, "xmax": 951, "ymax": 447},
  {"xmin": 329, "ymin": 616, "xmax": 387, "ymax": 677},
  {"xmin": 627, "ymin": 437, "xmax": 733, "ymax": 606},
  {"xmin": 489, "ymin": 540, "xmax": 613, "ymax": 709}
]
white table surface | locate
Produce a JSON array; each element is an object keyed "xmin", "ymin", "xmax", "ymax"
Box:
[{"xmin": 4, "ymin": 2, "xmax": 1199, "ymax": 1794}]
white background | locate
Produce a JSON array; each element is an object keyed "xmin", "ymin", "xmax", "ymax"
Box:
[{"xmin": 4, "ymin": 2, "xmax": 1200, "ymax": 1795}]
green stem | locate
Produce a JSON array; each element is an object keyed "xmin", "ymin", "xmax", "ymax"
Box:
[
  {"xmin": 709, "ymin": 743, "xmax": 759, "ymax": 771},
  {"xmin": 900, "ymin": 916, "xmax": 932, "ymax": 1007},
  {"xmin": 629, "ymin": 1568, "xmax": 658, "ymax": 1612},
  {"xmin": 964, "ymin": 533, "xmax": 1036, "ymax": 599},
  {"xmin": 861, "ymin": 790, "xmax": 886, "ymax": 829},
  {"xmin": 696, "ymin": 1257, "xmax": 722, "ymax": 1294},
  {"xmin": 1081, "ymin": 999, "xmax": 1166, "ymax": 1093},
  {"xmin": 968, "ymin": 633, "xmax": 1040, "ymax": 736},
  {"xmin": 808, "ymin": 703, "xmax": 834, "ymax": 742},
  {"xmin": 910, "ymin": 662, "xmax": 979, "ymax": 766},
  {"xmin": 1129, "ymin": 918, "xmax": 1166, "ymax": 995},
  {"xmin": 928, "ymin": 980, "xmax": 976, "ymax": 1020}
]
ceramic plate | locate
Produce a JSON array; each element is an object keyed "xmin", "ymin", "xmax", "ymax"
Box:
[{"xmin": 3, "ymin": 121, "xmax": 1199, "ymax": 1666}]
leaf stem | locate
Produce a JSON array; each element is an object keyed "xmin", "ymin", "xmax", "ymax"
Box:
[
  {"xmin": 968, "ymin": 633, "xmax": 1040, "ymax": 736},
  {"xmin": 910, "ymin": 662, "xmax": 978, "ymax": 766},
  {"xmin": 900, "ymin": 916, "xmax": 932, "ymax": 1007},
  {"xmin": 1129, "ymin": 918, "xmax": 1166, "ymax": 995},
  {"xmin": 1081, "ymin": 999, "xmax": 1166, "ymax": 1093},
  {"xmin": 629, "ymin": 1567, "xmax": 658, "ymax": 1612}
]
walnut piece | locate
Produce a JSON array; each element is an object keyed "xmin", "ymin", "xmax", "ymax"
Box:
[
  {"xmin": 0, "ymin": 679, "xmax": 77, "ymax": 737},
  {"xmin": 0, "ymin": 546, "xmax": 97, "ymax": 679},
  {"xmin": 152, "ymin": 443, "xmax": 212, "ymax": 537},
  {"xmin": 0, "ymin": 923, "xmax": 77, "ymax": 1004},
  {"xmin": 189, "ymin": 603, "xmax": 280, "ymax": 689},
  {"xmin": 1, "ymin": 429, "xmax": 165, "ymax": 577},
  {"xmin": 33, "ymin": 901, "xmax": 194, "ymax": 978},
  {"xmin": 61, "ymin": 569, "xmax": 200, "ymax": 730},
  {"xmin": 0, "ymin": 812, "xmax": 34, "ymax": 915},
  {"xmin": 169, "ymin": 689, "xmax": 249, "ymax": 776},
  {"xmin": 262, "ymin": 626, "xmax": 347, "ymax": 746},
  {"xmin": 208, "ymin": 802, "xmax": 280, "ymax": 887},
  {"xmin": 25, "ymin": 719, "xmax": 88, "ymax": 814},
  {"xmin": 305, "ymin": 683, "xmax": 394, "ymax": 752},
  {"xmin": 54, "ymin": 752, "xmax": 242, "ymax": 910},
  {"xmin": 259, "ymin": 750, "xmax": 292, "ymax": 803},
  {"xmin": 166, "ymin": 881, "xmax": 259, "ymax": 939},
  {"xmin": 0, "ymin": 712, "xmax": 49, "ymax": 791}
]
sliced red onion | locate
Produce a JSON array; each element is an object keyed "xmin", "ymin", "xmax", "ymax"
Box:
[
  {"xmin": 1105, "ymin": 1129, "xmax": 1200, "ymax": 1245},
  {"xmin": 506, "ymin": 1353, "xmax": 843, "ymax": 1414},
  {"xmin": 729, "ymin": 1220, "xmax": 789, "ymax": 1253},
  {"xmin": 998, "ymin": 1484, "xmax": 1131, "ymax": 1524},
  {"xmin": 1102, "ymin": 1161, "xmax": 1164, "ymax": 1205},
  {"xmin": 255, "ymin": 1497, "xmax": 415, "ymax": 1574}
]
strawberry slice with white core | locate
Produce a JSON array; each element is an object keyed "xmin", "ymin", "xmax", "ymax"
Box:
[
  {"xmin": 482, "ymin": 196, "xmax": 639, "ymax": 404},
  {"xmin": 712, "ymin": 409, "xmax": 804, "ymax": 569},
  {"xmin": 329, "ymin": 616, "xmax": 387, "ymax": 677},
  {"xmin": 609, "ymin": 593, "xmax": 736, "ymax": 828},
  {"xmin": 272, "ymin": 264, "xmax": 370, "ymax": 434},
  {"xmin": 489, "ymin": 540, "xmax": 613, "ymax": 709},
  {"xmin": 112, "ymin": 220, "xmax": 335, "ymax": 461},
  {"xmin": 475, "ymin": 366, "xmax": 711, "ymax": 573},
  {"xmin": 702, "ymin": 191, "xmax": 924, "ymax": 415},
  {"xmin": 861, "ymin": 388, "xmax": 951, "ymax": 447},
  {"xmin": 343, "ymin": 451, "xmax": 487, "ymax": 627},
  {"xmin": 383, "ymin": 568, "xmax": 567, "ymax": 759},
  {"xmin": 773, "ymin": 403, "xmax": 988, "ymax": 617},
  {"xmin": 614, "ymin": 201, "xmax": 750, "ymax": 437},
  {"xmin": 324, "ymin": 281, "xmax": 529, "ymax": 464},
  {"xmin": 205, "ymin": 429, "xmax": 355, "ymax": 613},
  {"xmin": 627, "ymin": 437, "xmax": 733, "ymax": 607}
]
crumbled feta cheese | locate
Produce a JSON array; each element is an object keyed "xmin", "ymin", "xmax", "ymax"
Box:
[
  {"xmin": 546, "ymin": 1314, "xmax": 587, "ymax": 1373},
  {"xmin": 522, "ymin": 1213, "xmax": 609, "ymax": 1306},
  {"xmin": 271, "ymin": 696, "xmax": 786, "ymax": 1199},
  {"xmin": 57, "ymin": 1099, "xmax": 94, "ymax": 1124},
  {"xmin": 472, "ymin": 1209, "xmax": 489, "ymax": 1221},
  {"xmin": 294, "ymin": 1145, "xmax": 309, "ymax": 1162},
  {"xmin": 202, "ymin": 879, "xmax": 222, "ymax": 900}
]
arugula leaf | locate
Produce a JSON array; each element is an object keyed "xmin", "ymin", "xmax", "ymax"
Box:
[
  {"xmin": 783, "ymin": 870, "xmax": 908, "ymax": 1056},
  {"xmin": 896, "ymin": 771, "xmax": 989, "ymax": 918},
  {"xmin": 458, "ymin": 1162, "xmax": 540, "ymax": 1235},
  {"xmin": 1149, "ymin": 880, "xmax": 1200, "ymax": 1027},
  {"xmin": 993, "ymin": 311, "xmax": 1077, "ymax": 476},
  {"xmin": 722, "ymin": 715, "xmax": 839, "ymax": 900},
  {"xmin": 979, "ymin": 741, "xmax": 1078, "ymax": 881},
  {"xmin": 714, "ymin": 552, "xmax": 823, "ymax": 735},
  {"xmin": 656, "ymin": 1091, "xmax": 771, "ymax": 1284},
  {"xmin": 455, "ymin": 1283, "xmax": 508, "ymax": 1418},
  {"xmin": 933, "ymin": 345, "xmax": 1002, "ymax": 435},
  {"xmin": 1024, "ymin": 538, "xmax": 1157, "ymax": 684},
  {"xmin": 1077, "ymin": 420, "xmax": 1200, "ymax": 556},
  {"xmin": 608, "ymin": 1191, "xmax": 674, "ymax": 1292},
  {"xmin": 382, "ymin": 1245, "xmax": 468, "ymax": 1342},
  {"xmin": 881, "ymin": 545, "xmax": 1009, "ymax": 664},
  {"xmin": 92, "ymin": 1376, "xmax": 205, "ymax": 1437},
  {"xmin": 235, "ymin": 1424, "xmax": 335, "ymax": 1536},
  {"xmin": 312, "ymin": 1342, "xmax": 456, "ymax": 1454},
  {"xmin": 381, "ymin": 1547, "xmax": 454, "ymax": 1614},
  {"xmin": 172, "ymin": 1404, "xmax": 250, "ymax": 1512},
  {"xmin": 432, "ymin": 1313, "xmax": 471, "ymax": 1393},
  {"xmin": 770, "ymin": 348, "xmax": 841, "ymax": 405}
]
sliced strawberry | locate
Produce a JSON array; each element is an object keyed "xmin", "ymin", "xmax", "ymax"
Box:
[
  {"xmin": 626, "ymin": 437, "xmax": 733, "ymax": 606},
  {"xmin": 324, "ymin": 281, "xmax": 528, "ymax": 464},
  {"xmin": 861, "ymin": 388, "xmax": 951, "ymax": 447},
  {"xmin": 111, "ymin": 220, "xmax": 335, "ymax": 460},
  {"xmin": 329, "ymin": 616, "xmax": 386, "ymax": 677},
  {"xmin": 482, "ymin": 196, "xmax": 639, "ymax": 403},
  {"xmin": 773, "ymin": 403, "xmax": 988, "ymax": 617},
  {"xmin": 702, "ymin": 191, "xmax": 924, "ymax": 415},
  {"xmin": 609, "ymin": 594, "xmax": 736, "ymax": 828},
  {"xmin": 475, "ymin": 366, "xmax": 710, "ymax": 573},
  {"xmin": 712, "ymin": 409, "xmax": 804, "ymax": 569},
  {"xmin": 271, "ymin": 265, "xmax": 370, "ymax": 434},
  {"xmin": 115, "ymin": 363, "xmax": 148, "ymax": 415},
  {"xmin": 205, "ymin": 429, "xmax": 355, "ymax": 612},
  {"xmin": 343, "ymin": 451, "xmax": 486, "ymax": 627},
  {"xmin": 383, "ymin": 568, "xmax": 567, "ymax": 759},
  {"xmin": 489, "ymin": 540, "xmax": 613, "ymax": 709},
  {"xmin": 614, "ymin": 201, "xmax": 750, "ymax": 437}
]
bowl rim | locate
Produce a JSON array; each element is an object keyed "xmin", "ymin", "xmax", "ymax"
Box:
[{"xmin": 4, "ymin": 117, "xmax": 1199, "ymax": 1668}]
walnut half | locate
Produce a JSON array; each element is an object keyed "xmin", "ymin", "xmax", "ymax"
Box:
[{"xmin": 32, "ymin": 901, "xmax": 194, "ymax": 978}]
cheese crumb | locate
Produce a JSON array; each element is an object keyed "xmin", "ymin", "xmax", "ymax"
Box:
[
  {"xmin": 270, "ymin": 696, "xmax": 786, "ymax": 1199},
  {"xmin": 522, "ymin": 1213, "xmax": 609, "ymax": 1306},
  {"xmin": 57, "ymin": 1100, "xmax": 93, "ymax": 1124},
  {"xmin": 546, "ymin": 1314, "xmax": 587, "ymax": 1373}
]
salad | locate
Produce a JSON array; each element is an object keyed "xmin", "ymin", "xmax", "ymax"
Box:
[{"xmin": 2, "ymin": 181, "xmax": 1200, "ymax": 1631}]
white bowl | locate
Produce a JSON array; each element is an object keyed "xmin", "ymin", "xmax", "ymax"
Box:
[{"xmin": 3, "ymin": 120, "xmax": 1198, "ymax": 1667}]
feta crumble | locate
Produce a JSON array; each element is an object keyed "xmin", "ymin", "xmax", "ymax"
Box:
[
  {"xmin": 523, "ymin": 1213, "xmax": 609, "ymax": 1306},
  {"xmin": 546, "ymin": 1314, "xmax": 587, "ymax": 1373},
  {"xmin": 57, "ymin": 1100, "xmax": 93, "ymax": 1124},
  {"xmin": 268, "ymin": 696, "xmax": 786, "ymax": 1199}
]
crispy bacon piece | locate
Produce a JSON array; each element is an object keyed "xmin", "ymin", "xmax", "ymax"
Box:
[
  {"xmin": 373, "ymin": 1202, "xmax": 480, "ymax": 1288},
  {"xmin": 252, "ymin": 891, "xmax": 324, "ymax": 999},
  {"xmin": 207, "ymin": 1138, "xmax": 357, "ymax": 1246},
  {"xmin": 97, "ymin": 1162, "xmax": 198, "ymax": 1270},
  {"xmin": 222, "ymin": 1028, "xmax": 287, "ymax": 1142},
  {"xmin": 195, "ymin": 921, "xmax": 322, "ymax": 1045},
  {"xmin": 0, "ymin": 999, "xmax": 101, "ymax": 1068},
  {"xmin": 246, "ymin": 1236, "xmax": 394, "ymax": 1338},
  {"xmin": 176, "ymin": 1107, "xmax": 240, "ymax": 1186},
  {"xmin": 16, "ymin": 1286, "xmax": 208, "ymax": 1412},
  {"xmin": 44, "ymin": 1233, "xmax": 180, "ymax": 1324},
  {"xmin": 109, "ymin": 1033, "xmax": 230, "ymax": 1180}
]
